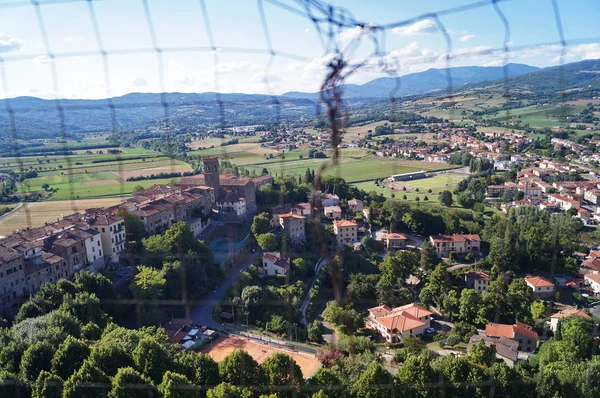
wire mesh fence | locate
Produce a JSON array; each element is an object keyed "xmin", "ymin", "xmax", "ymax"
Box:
[{"xmin": 0, "ymin": 0, "xmax": 599, "ymax": 396}]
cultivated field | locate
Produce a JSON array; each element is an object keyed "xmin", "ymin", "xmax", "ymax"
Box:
[
  {"xmin": 352, "ymin": 172, "xmax": 466, "ymax": 200},
  {"xmin": 202, "ymin": 335, "xmax": 320, "ymax": 378},
  {"xmin": 0, "ymin": 198, "xmax": 123, "ymax": 236}
]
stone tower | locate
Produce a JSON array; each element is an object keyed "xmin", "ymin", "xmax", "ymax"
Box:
[{"xmin": 203, "ymin": 156, "xmax": 220, "ymax": 197}]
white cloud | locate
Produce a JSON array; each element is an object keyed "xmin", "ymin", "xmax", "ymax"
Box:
[
  {"xmin": 338, "ymin": 24, "xmax": 377, "ymax": 42},
  {"xmin": 301, "ymin": 53, "xmax": 338, "ymax": 80},
  {"xmin": 304, "ymin": 28, "xmax": 310, "ymax": 33},
  {"xmin": 459, "ymin": 34, "xmax": 476, "ymax": 42},
  {"xmin": 131, "ymin": 77, "xmax": 148, "ymax": 87},
  {"xmin": 0, "ymin": 33, "xmax": 23, "ymax": 53},
  {"xmin": 392, "ymin": 19, "xmax": 437, "ymax": 36},
  {"xmin": 449, "ymin": 46, "xmax": 494, "ymax": 60},
  {"xmin": 33, "ymin": 55, "xmax": 53, "ymax": 64},
  {"xmin": 559, "ymin": 43, "xmax": 600, "ymax": 62},
  {"xmin": 506, "ymin": 41, "xmax": 514, "ymax": 46},
  {"xmin": 287, "ymin": 61, "xmax": 304, "ymax": 71},
  {"xmin": 250, "ymin": 70, "xmax": 280, "ymax": 83}
]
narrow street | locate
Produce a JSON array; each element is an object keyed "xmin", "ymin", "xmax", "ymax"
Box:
[
  {"xmin": 300, "ymin": 256, "xmax": 330, "ymax": 326},
  {"xmin": 190, "ymin": 250, "xmax": 261, "ymax": 329}
]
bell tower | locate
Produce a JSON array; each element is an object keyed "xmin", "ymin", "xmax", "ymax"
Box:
[{"xmin": 203, "ymin": 156, "xmax": 220, "ymax": 197}]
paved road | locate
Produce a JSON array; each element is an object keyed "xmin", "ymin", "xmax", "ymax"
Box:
[
  {"xmin": 190, "ymin": 250, "xmax": 261, "ymax": 329},
  {"xmin": 300, "ymin": 256, "xmax": 329, "ymax": 326}
]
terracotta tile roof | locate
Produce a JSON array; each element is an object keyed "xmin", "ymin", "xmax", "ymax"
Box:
[
  {"xmin": 333, "ymin": 220, "xmax": 357, "ymax": 228},
  {"xmin": 465, "ymin": 271, "xmax": 490, "ymax": 281},
  {"xmin": 525, "ymin": 276, "xmax": 555, "ymax": 287},
  {"xmin": 429, "ymin": 234, "xmax": 481, "ymax": 243},
  {"xmin": 368, "ymin": 304, "xmax": 392, "ymax": 318},
  {"xmin": 550, "ymin": 309, "xmax": 590, "ymax": 320},
  {"xmin": 585, "ymin": 273, "xmax": 600, "ymax": 284},
  {"xmin": 390, "ymin": 303, "xmax": 433, "ymax": 319},
  {"xmin": 263, "ymin": 252, "xmax": 280, "ymax": 262},
  {"xmin": 385, "ymin": 233, "xmax": 407, "ymax": 240},
  {"xmin": 279, "ymin": 213, "xmax": 306, "ymax": 220},
  {"xmin": 486, "ymin": 322, "xmax": 538, "ymax": 341},
  {"xmin": 0, "ymin": 244, "xmax": 21, "ymax": 263},
  {"xmin": 377, "ymin": 312, "xmax": 425, "ymax": 333}
]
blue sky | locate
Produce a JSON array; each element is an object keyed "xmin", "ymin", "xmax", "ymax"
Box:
[{"xmin": 0, "ymin": 0, "xmax": 598, "ymax": 99}]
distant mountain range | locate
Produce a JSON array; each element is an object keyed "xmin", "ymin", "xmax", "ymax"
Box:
[
  {"xmin": 283, "ymin": 63, "xmax": 540, "ymax": 100},
  {"xmin": 1, "ymin": 59, "xmax": 599, "ymax": 140}
]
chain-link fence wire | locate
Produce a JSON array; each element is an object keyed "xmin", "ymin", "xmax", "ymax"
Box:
[{"xmin": 1, "ymin": 0, "xmax": 600, "ymax": 395}]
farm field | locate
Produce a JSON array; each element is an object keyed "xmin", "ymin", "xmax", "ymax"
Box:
[
  {"xmin": 0, "ymin": 198, "xmax": 123, "ymax": 236},
  {"xmin": 352, "ymin": 172, "xmax": 466, "ymax": 199},
  {"xmin": 248, "ymin": 155, "xmax": 455, "ymax": 183}
]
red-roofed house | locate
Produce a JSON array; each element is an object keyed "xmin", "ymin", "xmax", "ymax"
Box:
[
  {"xmin": 584, "ymin": 273, "xmax": 600, "ymax": 294},
  {"xmin": 279, "ymin": 213, "xmax": 306, "ymax": 245},
  {"xmin": 333, "ymin": 220, "xmax": 358, "ymax": 246},
  {"xmin": 429, "ymin": 234, "xmax": 481, "ymax": 258},
  {"xmin": 485, "ymin": 322, "xmax": 538, "ymax": 352},
  {"xmin": 262, "ymin": 252, "xmax": 290, "ymax": 276},
  {"xmin": 384, "ymin": 233, "xmax": 407, "ymax": 249},
  {"xmin": 549, "ymin": 309, "xmax": 590, "ymax": 332},
  {"xmin": 525, "ymin": 276, "xmax": 556, "ymax": 298},
  {"xmin": 464, "ymin": 271, "xmax": 490, "ymax": 292},
  {"xmin": 367, "ymin": 303, "xmax": 433, "ymax": 343}
]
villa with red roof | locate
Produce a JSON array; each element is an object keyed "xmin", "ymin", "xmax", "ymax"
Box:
[
  {"xmin": 549, "ymin": 309, "xmax": 590, "ymax": 332},
  {"xmin": 333, "ymin": 219, "xmax": 358, "ymax": 246},
  {"xmin": 525, "ymin": 276, "xmax": 556, "ymax": 299},
  {"xmin": 485, "ymin": 322, "xmax": 538, "ymax": 352},
  {"xmin": 367, "ymin": 303, "xmax": 433, "ymax": 343},
  {"xmin": 429, "ymin": 234, "xmax": 481, "ymax": 258},
  {"xmin": 384, "ymin": 233, "xmax": 407, "ymax": 249},
  {"xmin": 262, "ymin": 252, "xmax": 290, "ymax": 276}
]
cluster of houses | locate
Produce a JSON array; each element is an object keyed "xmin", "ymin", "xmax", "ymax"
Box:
[
  {"xmin": 366, "ymin": 271, "xmax": 593, "ymax": 367},
  {"xmin": 0, "ymin": 209, "xmax": 125, "ymax": 305},
  {"xmin": 0, "ymin": 157, "xmax": 275, "ymax": 307}
]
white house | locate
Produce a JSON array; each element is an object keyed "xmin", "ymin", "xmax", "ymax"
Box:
[
  {"xmin": 585, "ymin": 273, "xmax": 600, "ymax": 294},
  {"xmin": 525, "ymin": 276, "xmax": 556, "ymax": 298},
  {"xmin": 548, "ymin": 309, "xmax": 590, "ymax": 332},
  {"xmin": 262, "ymin": 252, "xmax": 290, "ymax": 276},
  {"xmin": 366, "ymin": 303, "xmax": 432, "ymax": 343}
]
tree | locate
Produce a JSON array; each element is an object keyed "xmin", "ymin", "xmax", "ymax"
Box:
[
  {"xmin": 218, "ymin": 349, "xmax": 263, "ymax": 387},
  {"xmin": 261, "ymin": 353, "xmax": 304, "ymax": 396},
  {"xmin": 307, "ymin": 320, "xmax": 324, "ymax": 343},
  {"xmin": 321, "ymin": 301, "xmax": 364, "ymax": 334},
  {"xmin": 530, "ymin": 301, "xmax": 546, "ymax": 320},
  {"xmin": 33, "ymin": 370, "xmax": 63, "ymax": 398},
  {"xmin": 175, "ymin": 351, "xmax": 220, "ymax": 390},
  {"xmin": 251, "ymin": 212, "xmax": 271, "ymax": 237},
  {"xmin": 266, "ymin": 314, "xmax": 290, "ymax": 335},
  {"xmin": 41, "ymin": 183, "xmax": 50, "ymax": 190},
  {"xmin": 307, "ymin": 368, "xmax": 343, "ymax": 398},
  {"xmin": 63, "ymin": 359, "xmax": 110, "ymax": 398},
  {"xmin": 51, "ymin": 335, "xmax": 90, "ymax": 379},
  {"xmin": 0, "ymin": 370, "xmax": 29, "ymax": 397},
  {"xmin": 133, "ymin": 185, "xmax": 145, "ymax": 193},
  {"xmin": 132, "ymin": 337, "xmax": 173, "ymax": 384},
  {"xmin": 351, "ymin": 362, "xmax": 394, "ymax": 398},
  {"xmin": 20, "ymin": 341, "xmax": 55, "ymax": 381},
  {"xmin": 402, "ymin": 333, "xmax": 426, "ymax": 356},
  {"xmin": 89, "ymin": 345, "xmax": 135, "ymax": 377},
  {"xmin": 241, "ymin": 285, "xmax": 265, "ymax": 316},
  {"xmin": 448, "ymin": 321, "xmax": 477, "ymax": 344},
  {"xmin": 108, "ymin": 367, "xmax": 155, "ymax": 398},
  {"xmin": 467, "ymin": 339, "xmax": 496, "ymax": 366},
  {"xmin": 459, "ymin": 289, "xmax": 481, "ymax": 323},
  {"xmin": 419, "ymin": 240, "xmax": 437, "ymax": 271},
  {"xmin": 159, "ymin": 371, "xmax": 199, "ymax": 398},
  {"xmin": 256, "ymin": 233, "xmax": 278, "ymax": 251},
  {"xmin": 116, "ymin": 209, "xmax": 147, "ymax": 253},
  {"xmin": 442, "ymin": 290, "xmax": 460, "ymax": 319},
  {"xmin": 292, "ymin": 258, "xmax": 309, "ymax": 278},
  {"xmin": 207, "ymin": 383, "xmax": 253, "ymax": 398},
  {"xmin": 0, "ymin": 340, "xmax": 27, "ymax": 374}
]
